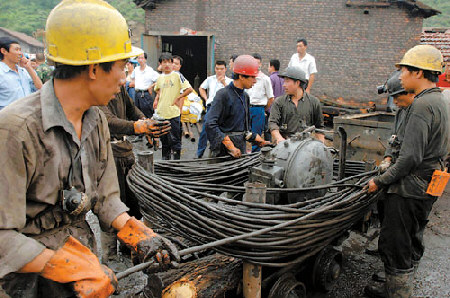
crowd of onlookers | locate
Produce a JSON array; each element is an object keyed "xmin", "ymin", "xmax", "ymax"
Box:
[
  {"xmin": 2, "ymin": 35, "xmax": 448, "ymax": 161},
  {"xmin": 0, "ymin": 35, "xmax": 323, "ymax": 160}
]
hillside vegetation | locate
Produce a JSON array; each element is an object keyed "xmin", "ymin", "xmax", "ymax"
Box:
[
  {"xmin": 0, "ymin": 0, "xmax": 144, "ymax": 38},
  {"xmin": 0, "ymin": 0, "xmax": 447, "ymax": 39},
  {"xmin": 421, "ymin": 0, "xmax": 450, "ymax": 27}
]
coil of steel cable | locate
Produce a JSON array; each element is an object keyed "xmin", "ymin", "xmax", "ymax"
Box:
[{"xmin": 127, "ymin": 154, "xmax": 378, "ymax": 267}]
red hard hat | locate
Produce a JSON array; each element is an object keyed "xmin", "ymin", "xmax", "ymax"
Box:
[{"xmin": 233, "ymin": 55, "xmax": 259, "ymax": 77}]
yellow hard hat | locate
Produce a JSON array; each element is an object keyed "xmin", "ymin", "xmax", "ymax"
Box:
[
  {"xmin": 44, "ymin": 0, "xmax": 143, "ymax": 65},
  {"xmin": 396, "ymin": 45, "xmax": 443, "ymax": 73}
]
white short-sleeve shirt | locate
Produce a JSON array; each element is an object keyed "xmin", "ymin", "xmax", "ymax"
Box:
[
  {"xmin": 288, "ymin": 53, "xmax": 318, "ymax": 80},
  {"xmin": 200, "ymin": 75, "xmax": 232, "ymax": 106},
  {"xmin": 131, "ymin": 65, "xmax": 160, "ymax": 90},
  {"xmin": 247, "ymin": 72, "xmax": 274, "ymax": 106}
]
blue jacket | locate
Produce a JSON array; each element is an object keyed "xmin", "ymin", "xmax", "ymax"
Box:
[{"xmin": 205, "ymin": 82, "xmax": 251, "ymax": 152}]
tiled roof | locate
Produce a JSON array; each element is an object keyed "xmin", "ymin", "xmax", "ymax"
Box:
[
  {"xmin": 0, "ymin": 27, "xmax": 44, "ymax": 48},
  {"xmin": 345, "ymin": 1, "xmax": 440, "ymax": 18},
  {"xmin": 421, "ymin": 28, "xmax": 450, "ymax": 62}
]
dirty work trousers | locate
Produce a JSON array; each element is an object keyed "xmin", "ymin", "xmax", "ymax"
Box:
[
  {"xmin": 0, "ymin": 220, "xmax": 96, "ymax": 298},
  {"xmin": 114, "ymin": 154, "xmax": 141, "ymax": 219},
  {"xmin": 378, "ymin": 193, "xmax": 436, "ymax": 275},
  {"xmin": 250, "ymin": 106, "xmax": 265, "ymax": 153}
]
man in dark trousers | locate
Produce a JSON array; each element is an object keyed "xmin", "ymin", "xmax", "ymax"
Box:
[
  {"xmin": 366, "ymin": 45, "xmax": 448, "ymax": 297},
  {"xmin": 367, "ymin": 70, "xmax": 415, "ymax": 281},
  {"xmin": 98, "ymin": 85, "xmax": 170, "ymax": 260},
  {"xmin": 129, "ymin": 52, "xmax": 160, "ymax": 118},
  {"xmin": 0, "ymin": 1, "xmax": 178, "ymax": 297},
  {"xmin": 205, "ymin": 55, "xmax": 269, "ymax": 158}
]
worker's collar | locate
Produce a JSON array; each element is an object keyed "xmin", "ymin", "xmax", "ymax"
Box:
[
  {"xmin": 289, "ymin": 92, "xmax": 306, "ymax": 102},
  {"xmin": 41, "ymin": 80, "xmax": 99, "ymax": 145},
  {"xmin": 414, "ymin": 87, "xmax": 441, "ymax": 99},
  {"xmin": 230, "ymin": 81, "xmax": 245, "ymax": 94}
]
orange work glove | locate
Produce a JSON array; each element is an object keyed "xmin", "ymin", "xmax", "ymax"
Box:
[
  {"xmin": 117, "ymin": 217, "xmax": 179, "ymax": 272},
  {"xmin": 134, "ymin": 119, "xmax": 171, "ymax": 137},
  {"xmin": 40, "ymin": 236, "xmax": 117, "ymax": 298},
  {"xmin": 253, "ymin": 134, "xmax": 271, "ymax": 148},
  {"xmin": 222, "ymin": 135, "xmax": 242, "ymax": 158}
]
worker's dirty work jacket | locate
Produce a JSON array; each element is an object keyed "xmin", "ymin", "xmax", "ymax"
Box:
[
  {"xmin": 205, "ymin": 82, "xmax": 251, "ymax": 153},
  {"xmin": 268, "ymin": 93, "xmax": 324, "ymax": 139},
  {"xmin": 99, "ymin": 85, "xmax": 145, "ymax": 139},
  {"xmin": 99, "ymin": 85, "xmax": 145, "ymax": 158},
  {"xmin": 384, "ymin": 107, "xmax": 408, "ymax": 162},
  {"xmin": 374, "ymin": 88, "xmax": 448, "ymax": 199},
  {"xmin": 0, "ymin": 81, "xmax": 129, "ymax": 279}
]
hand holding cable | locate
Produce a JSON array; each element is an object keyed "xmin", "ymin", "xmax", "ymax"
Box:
[
  {"xmin": 117, "ymin": 217, "xmax": 180, "ymax": 272},
  {"xmin": 252, "ymin": 134, "xmax": 271, "ymax": 148},
  {"xmin": 134, "ymin": 119, "xmax": 171, "ymax": 138},
  {"xmin": 222, "ymin": 135, "xmax": 242, "ymax": 158},
  {"xmin": 39, "ymin": 236, "xmax": 117, "ymax": 298}
]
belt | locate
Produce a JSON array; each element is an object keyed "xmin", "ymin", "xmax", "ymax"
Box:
[
  {"xmin": 250, "ymin": 104, "xmax": 265, "ymax": 108},
  {"xmin": 224, "ymin": 131, "xmax": 244, "ymax": 137},
  {"xmin": 136, "ymin": 89, "xmax": 149, "ymax": 93}
]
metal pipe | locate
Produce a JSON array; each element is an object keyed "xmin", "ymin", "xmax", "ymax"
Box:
[
  {"xmin": 337, "ymin": 126, "xmax": 347, "ymax": 180},
  {"xmin": 136, "ymin": 149, "xmax": 154, "ymax": 174}
]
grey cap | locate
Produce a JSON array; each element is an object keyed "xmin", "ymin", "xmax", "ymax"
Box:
[
  {"xmin": 279, "ymin": 66, "xmax": 308, "ymax": 83},
  {"xmin": 386, "ymin": 70, "xmax": 405, "ymax": 96}
]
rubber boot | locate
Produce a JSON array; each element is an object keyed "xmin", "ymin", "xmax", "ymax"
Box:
[
  {"xmin": 365, "ymin": 247, "xmax": 380, "ymax": 256},
  {"xmin": 372, "ymin": 271, "xmax": 387, "ymax": 283},
  {"xmin": 364, "ymin": 282, "xmax": 386, "ymax": 298},
  {"xmin": 370, "ymin": 263, "xmax": 417, "ymax": 287},
  {"xmin": 100, "ymin": 231, "xmax": 117, "ymax": 262},
  {"xmin": 173, "ymin": 150, "xmax": 181, "ymax": 160},
  {"xmin": 385, "ymin": 271, "xmax": 414, "ymax": 298},
  {"xmin": 162, "ymin": 147, "xmax": 171, "ymax": 160}
]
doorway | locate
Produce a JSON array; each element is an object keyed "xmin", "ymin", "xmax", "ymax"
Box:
[
  {"xmin": 142, "ymin": 33, "xmax": 215, "ymax": 92},
  {"xmin": 162, "ymin": 36, "xmax": 206, "ymax": 91}
]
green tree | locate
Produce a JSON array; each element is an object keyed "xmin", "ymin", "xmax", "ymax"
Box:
[
  {"xmin": 420, "ymin": 0, "xmax": 450, "ymax": 27},
  {"xmin": 0, "ymin": 0, "xmax": 144, "ymax": 37}
]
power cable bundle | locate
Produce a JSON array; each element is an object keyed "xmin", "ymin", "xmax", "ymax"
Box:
[{"xmin": 127, "ymin": 154, "xmax": 378, "ymax": 267}]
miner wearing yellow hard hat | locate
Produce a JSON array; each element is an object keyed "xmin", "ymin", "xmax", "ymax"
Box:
[
  {"xmin": 366, "ymin": 45, "xmax": 448, "ymax": 297},
  {"xmin": 0, "ymin": 1, "xmax": 179, "ymax": 297}
]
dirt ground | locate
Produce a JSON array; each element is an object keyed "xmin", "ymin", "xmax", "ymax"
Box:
[
  {"xmin": 89, "ymin": 126, "xmax": 450, "ymax": 297},
  {"xmin": 323, "ymin": 183, "xmax": 450, "ymax": 298}
]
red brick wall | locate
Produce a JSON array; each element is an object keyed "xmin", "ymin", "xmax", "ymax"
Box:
[{"xmin": 145, "ymin": 0, "xmax": 423, "ymax": 102}]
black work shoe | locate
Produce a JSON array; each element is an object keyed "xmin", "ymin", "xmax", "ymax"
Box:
[
  {"xmin": 372, "ymin": 271, "xmax": 386, "ymax": 283},
  {"xmin": 173, "ymin": 150, "xmax": 181, "ymax": 160},
  {"xmin": 162, "ymin": 150, "xmax": 171, "ymax": 160},
  {"xmin": 364, "ymin": 283, "xmax": 386, "ymax": 298}
]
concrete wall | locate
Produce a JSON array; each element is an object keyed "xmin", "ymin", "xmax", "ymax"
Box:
[{"xmin": 144, "ymin": 0, "xmax": 423, "ymax": 102}]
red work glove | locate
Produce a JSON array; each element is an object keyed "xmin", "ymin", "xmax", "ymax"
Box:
[
  {"xmin": 40, "ymin": 236, "xmax": 117, "ymax": 298},
  {"xmin": 117, "ymin": 217, "xmax": 179, "ymax": 271},
  {"xmin": 253, "ymin": 134, "xmax": 271, "ymax": 148},
  {"xmin": 222, "ymin": 135, "xmax": 242, "ymax": 158},
  {"xmin": 134, "ymin": 119, "xmax": 171, "ymax": 137}
]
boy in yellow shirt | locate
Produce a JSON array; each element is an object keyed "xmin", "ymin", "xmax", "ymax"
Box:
[{"xmin": 154, "ymin": 52, "xmax": 193, "ymax": 159}]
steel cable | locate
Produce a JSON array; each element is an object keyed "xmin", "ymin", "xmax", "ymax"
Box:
[{"xmin": 127, "ymin": 154, "xmax": 378, "ymax": 267}]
